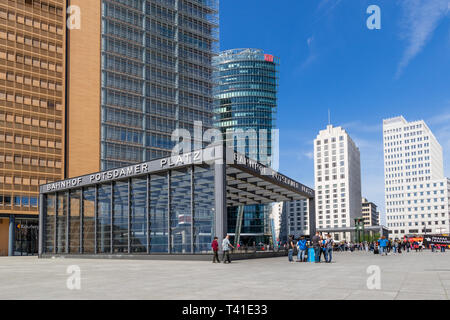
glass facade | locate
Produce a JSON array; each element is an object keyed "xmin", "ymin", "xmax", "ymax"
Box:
[
  {"xmin": 39, "ymin": 147, "xmax": 313, "ymax": 256},
  {"xmin": 100, "ymin": 0, "xmax": 219, "ymax": 170},
  {"xmin": 42, "ymin": 165, "xmax": 216, "ymax": 255},
  {"xmin": 213, "ymin": 49, "xmax": 279, "ymax": 245}
]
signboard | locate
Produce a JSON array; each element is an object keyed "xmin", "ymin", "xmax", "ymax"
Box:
[
  {"xmin": 264, "ymin": 54, "xmax": 274, "ymax": 62},
  {"xmin": 40, "ymin": 146, "xmax": 222, "ymax": 194},
  {"xmin": 178, "ymin": 214, "xmax": 192, "ymax": 225},
  {"xmin": 423, "ymin": 235, "xmax": 450, "ymax": 246},
  {"xmin": 405, "ymin": 236, "xmax": 423, "ymax": 243},
  {"xmin": 230, "ymin": 150, "xmax": 314, "ymax": 198}
]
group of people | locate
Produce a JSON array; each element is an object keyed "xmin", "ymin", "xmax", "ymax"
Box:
[
  {"xmin": 430, "ymin": 243, "xmax": 447, "ymax": 252},
  {"xmin": 211, "ymin": 234, "xmax": 448, "ymax": 264},
  {"xmin": 211, "ymin": 235, "xmax": 235, "ymax": 264},
  {"xmin": 287, "ymin": 232, "xmax": 334, "ymax": 263}
]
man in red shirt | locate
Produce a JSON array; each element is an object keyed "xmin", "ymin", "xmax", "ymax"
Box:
[{"xmin": 211, "ymin": 237, "xmax": 220, "ymax": 263}]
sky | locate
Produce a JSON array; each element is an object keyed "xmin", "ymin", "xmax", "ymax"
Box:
[{"xmin": 219, "ymin": 0, "xmax": 450, "ymax": 223}]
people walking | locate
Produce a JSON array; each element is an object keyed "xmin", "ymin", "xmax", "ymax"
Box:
[
  {"xmin": 222, "ymin": 235, "xmax": 235, "ymax": 263},
  {"xmin": 324, "ymin": 234, "xmax": 334, "ymax": 263},
  {"xmin": 211, "ymin": 237, "xmax": 220, "ymax": 263},
  {"xmin": 288, "ymin": 236, "xmax": 295, "ymax": 262},
  {"xmin": 312, "ymin": 232, "xmax": 321, "ymax": 263},
  {"xmin": 297, "ymin": 236, "xmax": 307, "ymax": 262},
  {"xmin": 378, "ymin": 236, "xmax": 388, "ymax": 256}
]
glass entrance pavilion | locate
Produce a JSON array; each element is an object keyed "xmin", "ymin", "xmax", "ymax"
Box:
[{"xmin": 38, "ymin": 146, "xmax": 314, "ymax": 257}]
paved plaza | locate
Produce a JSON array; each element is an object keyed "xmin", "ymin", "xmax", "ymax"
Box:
[{"xmin": 0, "ymin": 251, "xmax": 449, "ymax": 300}]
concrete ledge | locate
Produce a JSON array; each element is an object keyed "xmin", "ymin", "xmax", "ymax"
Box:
[{"xmin": 39, "ymin": 251, "xmax": 288, "ymax": 261}]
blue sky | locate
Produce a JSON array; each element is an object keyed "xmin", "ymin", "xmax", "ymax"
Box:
[{"xmin": 219, "ymin": 0, "xmax": 450, "ymax": 222}]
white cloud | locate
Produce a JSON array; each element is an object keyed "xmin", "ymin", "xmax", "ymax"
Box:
[
  {"xmin": 396, "ymin": 0, "xmax": 449, "ymax": 78},
  {"xmin": 304, "ymin": 151, "xmax": 314, "ymax": 160}
]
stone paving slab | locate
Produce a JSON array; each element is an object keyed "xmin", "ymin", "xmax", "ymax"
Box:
[{"xmin": 0, "ymin": 251, "xmax": 449, "ymax": 300}]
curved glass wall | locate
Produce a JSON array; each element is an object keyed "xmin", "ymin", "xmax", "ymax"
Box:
[{"xmin": 42, "ymin": 165, "xmax": 216, "ymax": 255}]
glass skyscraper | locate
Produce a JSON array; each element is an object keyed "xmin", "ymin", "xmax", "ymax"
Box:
[
  {"xmin": 66, "ymin": 0, "xmax": 219, "ymax": 178},
  {"xmin": 212, "ymin": 48, "xmax": 279, "ymax": 245},
  {"xmin": 101, "ymin": 0, "xmax": 219, "ymax": 170}
]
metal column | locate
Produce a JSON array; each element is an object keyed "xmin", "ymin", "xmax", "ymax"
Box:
[
  {"xmin": 146, "ymin": 174, "xmax": 150, "ymax": 254},
  {"xmin": 308, "ymin": 198, "xmax": 316, "ymax": 237},
  {"xmin": 167, "ymin": 171, "xmax": 172, "ymax": 254},
  {"xmin": 190, "ymin": 166, "xmax": 195, "ymax": 254},
  {"xmin": 234, "ymin": 206, "xmax": 244, "ymax": 248},
  {"xmin": 80, "ymin": 188, "xmax": 84, "ymax": 254},
  {"xmin": 214, "ymin": 153, "xmax": 227, "ymax": 250},
  {"xmin": 8, "ymin": 215, "xmax": 15, "ymax": 256},
  {"xmin": 128, "ymin": 178, "xmax": 132, "ymax": 254},
  {"xmin": 94, "ymin": 185, "xmax": 98, "ymax": 254},
  {"xmin": 110, "ymin": 183, "xmax": 114, "ymax": 253},
  {"xmin": 66, "ymin": 192, "xmax": 70, "ymax": 254},
  {"xmin": 38, "ymin": 194, "xmax": 45, "ymax": 256}
]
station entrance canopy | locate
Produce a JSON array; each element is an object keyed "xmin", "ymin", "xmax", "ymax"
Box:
[{"xmin": 38, "ymin": 146, "xmax": 314, "ymax": 256}]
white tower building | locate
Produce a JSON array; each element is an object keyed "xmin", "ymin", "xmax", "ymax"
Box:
[
  {"xmin": 284, "ymin": 200, "xmax": 310, "ymax": 238},
  {"xmin": 383, "ymin": 116, "xmax": 450, "ymax": 239},
  {"xmin": 314, "ymin": 125, "xmax": 362, "ymax": 241}
]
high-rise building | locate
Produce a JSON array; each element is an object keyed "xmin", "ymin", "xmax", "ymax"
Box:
[
  {"xmin": 282, "ymin": 199, "xmax": 310, "ymax": 238},
  {"xmin": 66, "ymin": 0, "xmax": 219, "ymax": 177},
  {"xmin": 0, "ymin": 0, "xmax": 67, "ymax": 256},
  {"xmin": 361, "ymin": 197, "xmax": 379, "ymax": 227},
  {"xmin": 383, "ymin": 116, "xmax": 450, "ymax": 239},
  {"xmin": 212, "ymin": 48, "xmax": 279, "ymax": 245},
  {"xmin": 314, "ymin": 125, "xmax": 362, "ymax": 241}
]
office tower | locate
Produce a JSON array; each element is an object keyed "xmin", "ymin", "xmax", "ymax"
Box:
[
  {"xmin": 213, "ymin": 48, "xmax": 279, "ymax": 245},
  {"xmin": 361, "ymin": 198, "xmax": 379, "ymax": 227},
  {"xmin": 314, "ymin": 125, "xmax": 362, "ymax": 241},
  {"xmin": 283, "ymin": 199, "xmax": 310, "ymax": 238},
  {"xmin": 383, "ymin": 116, "xmax": 450, "ymax": 238},
  {"xmin": 67, "ymin": 0, "xmax": 219, "ymax": 177},
  {"xmin": 0, "ymin": 0, "xmax": 66, "ymax": 255}
]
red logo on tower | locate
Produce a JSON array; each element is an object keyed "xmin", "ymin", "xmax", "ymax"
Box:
[{"xmin": 264, "ymin": 54, "xmax": 274, "ymax": 62}]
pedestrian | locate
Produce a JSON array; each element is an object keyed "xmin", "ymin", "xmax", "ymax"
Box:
[
  {"xmin": 320, "ymin": 236, "xmax": 326, "ymax": 261},
  {"xmin": 312, "ymin": 232, "xmax": 321, "ymax": 263},
  {"xmin": 297, "ymin": 236, "xmax": 307, "ymax": 262},
  {"xmin": 222, "ymin": 235, "xmax": 235, "ymax": 263},
  {"xmin": 287, "ymin": 236, "xmax": 295, "ymax": 262},
  {"xmin": 378, "ymin": 236, "xmax": 388, "ymax": 256},
  {"xmin": 325, "ymin": 234, "xmax": 334, "ymax": 263},
  {"xmin": 211, "ymin": 236, "xmax": 220, "ymax": 263}
]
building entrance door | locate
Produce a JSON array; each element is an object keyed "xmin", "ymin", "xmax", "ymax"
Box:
[{"xmin": 14, "ymin": 218, "xmax": 39, "ymax": 256}]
